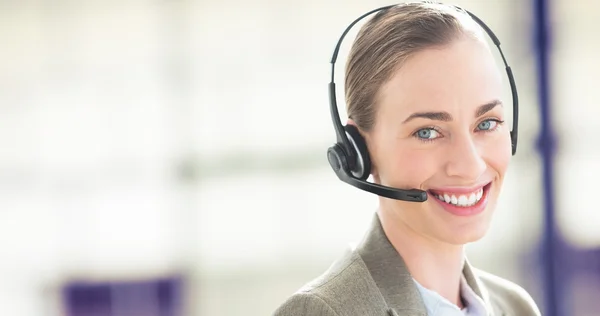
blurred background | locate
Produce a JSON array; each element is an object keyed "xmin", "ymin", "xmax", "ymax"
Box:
[{"xmin": 1, "ymin": 0, "xmax": 599, "ymax": 315}]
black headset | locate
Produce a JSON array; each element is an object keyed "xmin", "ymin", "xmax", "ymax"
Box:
[{"xmin": 326, "ymin": 3, "xmax": 519, "ymax": 202}]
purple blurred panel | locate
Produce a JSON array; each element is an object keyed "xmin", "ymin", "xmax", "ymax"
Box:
[
  {"xmin": 62, "ymin": 276, "xmax": 184, "ymax": 316},
  {"xmin": 64, "ymin": 283, "xmax": 112, "ymax": 316}
]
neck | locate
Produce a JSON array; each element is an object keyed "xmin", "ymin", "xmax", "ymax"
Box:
[{"xmin": 377, "ymin": 207, "xmax": 465, "ymax": 309}]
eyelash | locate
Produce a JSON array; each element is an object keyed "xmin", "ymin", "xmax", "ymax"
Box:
[{"xmin": 412, "ymin": 118, "xmax": 505, "ymax": 143}]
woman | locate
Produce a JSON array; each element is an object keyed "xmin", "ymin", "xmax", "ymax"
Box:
[{"xmin": 274, "ymin": 2, "xmax": 540, "ymax": 316}]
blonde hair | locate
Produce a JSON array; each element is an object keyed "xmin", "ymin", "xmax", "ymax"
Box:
[{"xmin": 345, "ymin": 2, "xmax": 484, "ymax": 131}]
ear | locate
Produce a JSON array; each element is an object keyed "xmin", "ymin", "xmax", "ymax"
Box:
[{"xmin": 346, "ymin": 119, "xmax": 378, "ymax": 179}]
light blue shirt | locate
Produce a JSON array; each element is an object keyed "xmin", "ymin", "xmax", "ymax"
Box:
[{"xmin": 413, "ymin": 275, "xmax": 488, "ymax": 316}]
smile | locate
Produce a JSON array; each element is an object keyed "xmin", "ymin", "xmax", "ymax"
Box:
[
  {"xmin": 427, "ymin": 182, "xmax": 492, "ymax": 216},
  {"xmin": 432, "ymin": 187, "xmax": 484, "ymax": 207}
]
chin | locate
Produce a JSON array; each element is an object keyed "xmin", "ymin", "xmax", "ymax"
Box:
[
  {"xmin": 448, "ymin": 225, "xmax": 489, "ymax": 245},
  {"xmin": 445, "ymin": 220, "xmax": 492, "ymax": 245}
]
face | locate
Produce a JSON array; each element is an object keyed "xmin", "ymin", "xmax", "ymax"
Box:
[{"xmin": 363, "ymin": 36, "xmax": 512, "ymax": 245}]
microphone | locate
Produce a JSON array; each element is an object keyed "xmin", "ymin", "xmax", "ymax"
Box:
[{"xmin": 326, "ymin": 143, "xmax": 428, "ymax": 202}]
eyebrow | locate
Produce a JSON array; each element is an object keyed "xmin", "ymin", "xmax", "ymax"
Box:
[{"xmin": 402, "ymin": 100, "xmax": 503, "ymax": 124}]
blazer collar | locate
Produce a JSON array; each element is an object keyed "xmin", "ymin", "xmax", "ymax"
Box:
[
  {"xmin": 356, "ymin": 212, "xmax": 494, "ymax": 316},
  {"xmin": 462, "ymin": 257, "xmax": 495, "ymax": 315}
]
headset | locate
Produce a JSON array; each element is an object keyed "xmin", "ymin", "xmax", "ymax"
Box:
[{"xmin": 326, "ymin": 3, "xmax": 519, "ymax": 202}]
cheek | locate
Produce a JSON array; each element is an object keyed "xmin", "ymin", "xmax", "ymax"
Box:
[
  {"xmin": 482, "ymin": 133, "xmax": 512, "ymax": 176},
  {"xmin": 378, "ymin": 146, "xmax": 440, "ymax": 188}
]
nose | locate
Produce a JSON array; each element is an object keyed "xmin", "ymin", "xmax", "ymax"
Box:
[{"xmin": 444, "ymin": 134, "xmax": 486, "ymax": 181}]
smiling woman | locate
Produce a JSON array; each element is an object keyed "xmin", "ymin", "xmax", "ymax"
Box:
[
  {"xmin": 367, "ymin": 35, "xmax": 512, "ymax": 247},
  {"xmin": 274, "ymin": 2, "xmax": 540, "ymax": 316}
]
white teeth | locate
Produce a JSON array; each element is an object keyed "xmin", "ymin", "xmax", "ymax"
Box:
[
  {"xmin": 468, "ymin": 193, "xmax": 476, "ymax": 205},
  {"xmin": 433, "ymin": 187, "xmax": 485, "ymax": 207}
]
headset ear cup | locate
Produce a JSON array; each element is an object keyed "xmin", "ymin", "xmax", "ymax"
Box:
[{"xmin": 344, "ymin": 125, "xmax": 372, "ymax": 180}]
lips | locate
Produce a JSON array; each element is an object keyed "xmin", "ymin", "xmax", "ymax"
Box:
[{"xmin": 427, "ymin": 182, "xmax": 492, "ymax": 216}]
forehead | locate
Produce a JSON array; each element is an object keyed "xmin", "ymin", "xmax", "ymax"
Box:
[{"xmin": 378, "ymin": 37, "xmax": 503, "ymax": 116}]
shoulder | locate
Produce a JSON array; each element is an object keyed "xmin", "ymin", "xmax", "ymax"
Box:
[
  {"xmin": 474, "ymin": 268, "xmax": 541, "ymax": 316},
  {"xmin": 273, "ymin": 248, "xmax": 387, "ymax": 316},
  {"xmin": 273, "ymin": 292, "xmax": 339, "ymax": 316}
]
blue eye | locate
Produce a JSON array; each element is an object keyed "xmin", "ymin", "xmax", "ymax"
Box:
[
  {"xmin": 415, "ymin": 128, "xmax": 440, "ymax": 140},
  {"xmin": 477, "ymin": 119, "xmax": 500, "ymax": 131}
]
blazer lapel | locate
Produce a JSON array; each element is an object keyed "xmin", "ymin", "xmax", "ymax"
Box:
[
  {"xmin": 356, "ymin": 213, "xmax": 427, "ymax": 316},
  {"xmin": 462, "ymin": 259, "xmax": 496, "ymax": 316}
]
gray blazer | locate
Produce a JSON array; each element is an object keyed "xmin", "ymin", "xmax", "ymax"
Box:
[{"xmin": 273, "ymin": 213, "xmax": 541, "ymax": 316}]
